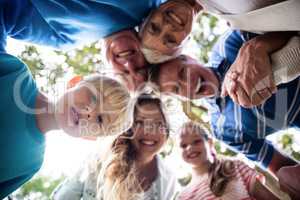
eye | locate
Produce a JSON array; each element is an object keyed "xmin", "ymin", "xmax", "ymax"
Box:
[
  {"xmin": 178, "ymin": 67, "xmax": 187, "ymax": 81},
  {"xmin": 180, "ymin": 143, "xmax": 187, "ymax": 149},
  {"xmin": 91, "ymin": 94, "xmax": 97, "ymax": 104},
  {"xmin": 148, "ymin": 22, "xmax": 161, "ymax": 34},
  {"xmin": 97, "ymin": 115, "xmax": 103, "ymax": 124},
  {"xmin": 193, "ymin": 139, "xmax": 202, "ymax": 145},
  {"xmin": 174, "ymin": 84, "xmax": 180, "ymax": 94}
]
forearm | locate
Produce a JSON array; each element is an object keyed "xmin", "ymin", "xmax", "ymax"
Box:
[
  {"xmin": 253, "ymin": 32, "xmax": 295, "ymax": 53},
  {"xmin": 250, "ymin": 178, "xmax": 280, "ymax": 200}
]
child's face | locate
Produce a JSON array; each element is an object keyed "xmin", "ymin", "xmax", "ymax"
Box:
[
  {"xmin": 179, "ymin": 127, "xmax": 211, "ymax": 167},
  {"xmin": 55, "ymin": 82, "xmax": 117, "ymax": 137},
  {"xmin": 131, "ymin": 102, "xmax": 168, "ymax": 160},
  {"xmin": 139, "ymin": 0, "xmax": 194, "ymax": 55}
]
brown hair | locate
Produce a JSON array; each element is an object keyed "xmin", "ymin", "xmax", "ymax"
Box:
[
  {"xmin": 181, "ymin": 121, "xmax": 236, "ymax": 197},
  {"xmin": 98, "ymin": 94, "xmax": 169, "ymax": 200}
]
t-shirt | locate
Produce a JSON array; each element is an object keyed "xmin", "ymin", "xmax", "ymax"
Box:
[
  {"xmin": 197, "ymin": 0, "xmax": 285, "ymax": 14},
  {"xmin": 0, "ymin": 53, "xmax": 45, "ymax": 198},
  {"xmin": 0, "ymin": 0, "xmax": 162, "ymax": 52},
  {"xmin": 178, "ymin": 160, "xmax": 258, "ymax": 200}
]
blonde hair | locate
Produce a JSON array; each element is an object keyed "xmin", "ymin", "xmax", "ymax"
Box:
[
  {"xmin": 180, "ymin": 121, "xmax": 236, "ymax": 197},
  {"xmin": 97, "ymin": 94, "xmax": 169, "ymax": 200},
  {"xmin": 82, "ymin": 74, "xmax": 133, "ymax": 136}
]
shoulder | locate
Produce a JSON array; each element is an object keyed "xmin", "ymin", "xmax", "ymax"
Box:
[{"xmin": 0, "ymin": 53, "xmax": 27, "ymax": 76}]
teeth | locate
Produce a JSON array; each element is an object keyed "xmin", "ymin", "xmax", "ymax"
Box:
[
  {"xmin": 195, "ymin": 77, "xmax": 202, "ymax": 94},
  {"xmin": 140, "ymin": 140, "xmax": 156, "ymax": 146},
  {"xmin": 188, "ymin": 152, "xmax": 199, "ymax": 159},
  {"xmin": 117, "ymin": 50, "xmax": 133, "ymax": 58},
  {"xmin": 168, "ymin": 11, "xmax": 183, "ymax": 26}
]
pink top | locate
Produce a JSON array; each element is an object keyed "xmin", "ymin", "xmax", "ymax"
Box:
[{"xmin": 178, "ymin": 160, "xmax": 259, "ymax": 200}]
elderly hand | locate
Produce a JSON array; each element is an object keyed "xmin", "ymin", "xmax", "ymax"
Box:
[{"xmin": 221, "ymin": 38, "xmax": 277, "ymax": 108}]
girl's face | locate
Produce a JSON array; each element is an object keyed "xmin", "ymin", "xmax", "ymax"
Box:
[
  {"xmin": 179, "ymin": 126, "xmax": 212, "ymax": 167},
  {"xmin": 131, "ymin": 102, "xmax": 168, "ymax": 160},
  {"xmin": 55, "ymin": 82, "xmax": 117, "ymax": 137}
]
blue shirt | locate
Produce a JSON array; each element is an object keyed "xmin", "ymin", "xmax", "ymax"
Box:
[
  {"xmin": 0, "ymin": 0, "xmax": 162, "ymax": 51},
  {"xmin": 0, "ymin": 53, "xmax": 45, "ymax": 198},
  {"xmin": 207, "ymin": 30, "xmax": 300, "ymax": 168}
]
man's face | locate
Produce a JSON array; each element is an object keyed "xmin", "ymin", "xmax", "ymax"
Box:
[
  {"xmin": 157, "ymin": 55, "xmax": 219, "ymax": 99},
  {"xmin": 139, "ymin": 0, "xmax": 195, "ymax": 55},
  {"xmin": 105, "ymin": 30, "xmax": 147, "ymax": 90}
]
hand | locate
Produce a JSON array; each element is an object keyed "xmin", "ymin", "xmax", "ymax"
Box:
[{"xmin": 221, "ymin": 38, "xmax": 277, "ymax": 107}]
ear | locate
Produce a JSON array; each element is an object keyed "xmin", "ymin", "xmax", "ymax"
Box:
[{"xmin": 67, "ymin": 75, "xmax": 83, "ymax": 89}]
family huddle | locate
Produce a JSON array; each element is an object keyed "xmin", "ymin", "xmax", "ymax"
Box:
[{"xmin": 1, "ymin": 0, "xmax": 300, "ymax": 199}]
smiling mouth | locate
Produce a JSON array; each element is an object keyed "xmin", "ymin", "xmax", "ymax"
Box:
[
  {"xmin": 166, "ymin": 10, "xmax": 184, "ymax": 26},
  {"xmin": 187, "ymin": 152, "xmax": 201, "ymax": 159},
  {"xmin": 70, "ymin": 107, "xmax": 79, "ymax": 125},
  {"xmin": 139, "ymin": 139, "xmax": 158, "ymax": 146},
  {"xmin": 117, "ymin": 50, "xmax": 135, "ymax": 58}
]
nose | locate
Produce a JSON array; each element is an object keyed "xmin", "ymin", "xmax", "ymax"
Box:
[{"xmin": 125, "ymin": 61, "xmax": 146, "ymax": 82}]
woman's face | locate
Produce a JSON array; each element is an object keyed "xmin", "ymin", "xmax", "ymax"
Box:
[
  {"xmin": 131, "ymin": 102, "xmax": 168, "ymax": 160},
  {"xmin": 139, "ymin": 0, "xmax": 194, "ymax": 55},
  {"xmin": 179, "ymin": 126, "xmax": 212, "ymax": 167}
]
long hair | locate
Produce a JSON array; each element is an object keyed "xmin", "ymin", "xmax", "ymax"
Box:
[
  {"xmin": 98, "ymin": 94, "xmax": 169, "ymax": 200},
  {"xmin": 181, "ymin": 122, "xmax": 236, "ymax": 197}
]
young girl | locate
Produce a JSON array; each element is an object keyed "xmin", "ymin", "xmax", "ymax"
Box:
[
  {"xmin": 52, "ymin": 94, "xmax": 178, "ymax": 200},
  {"xmin": 177, "ymin": 121, "xmax": 280, "ymax": 200},
  {"xmin": 0, "ymin": 53, "xmax": 132, "ymax": 198}
]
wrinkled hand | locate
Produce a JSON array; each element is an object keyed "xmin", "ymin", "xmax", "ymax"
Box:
[{"xmin": 221, "ymin": 39, "xmax": 277, "ymax": 108}]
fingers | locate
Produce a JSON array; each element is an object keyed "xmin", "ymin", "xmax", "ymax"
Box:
[{"xmin": 221, "ymin": 71, "xmax": 239, "ymax": 98}]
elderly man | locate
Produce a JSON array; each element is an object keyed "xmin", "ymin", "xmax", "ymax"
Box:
[
  {"xmin": 151, "ymin": 30, "xmax": 300, "ymax": 198},
  {"xmin": 0, "ymin": 0, "xmax": 165, "ymax": 90}
]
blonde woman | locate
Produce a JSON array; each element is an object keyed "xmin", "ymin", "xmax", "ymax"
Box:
[
  {"xmin": 52, "ymin": 94, "xmax": 178, "ymax": 200},
  {"xmin": 177, "ymin": 122, "xmax": 280, "ymax": 200}
]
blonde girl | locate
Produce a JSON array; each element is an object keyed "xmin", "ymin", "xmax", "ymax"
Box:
[{"xmin": 177, "ymin": 121, "xmax": 279, "ymax": 200}]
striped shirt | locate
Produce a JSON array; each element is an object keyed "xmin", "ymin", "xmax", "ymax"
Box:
[
  {"xmin": 178, "ymin": 160, "xmax": 257, "ymax": 200},
  {"xmin": 206, "ymin": 30, "xmax": 300, "ymax": 168}
]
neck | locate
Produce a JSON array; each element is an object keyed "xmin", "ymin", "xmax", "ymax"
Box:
[
  {"xmin": 35, "ymin": 93, "xmax": 59, "ymax": 134},
  {"xmin": 136, "ymin": 156, "xmax": 158, "ymax": 190},
  {"xmin": 193, "ymin": 160, "xmax": 213, "ymax": 176}
]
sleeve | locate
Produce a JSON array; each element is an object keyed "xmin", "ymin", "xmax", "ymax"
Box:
[
  {"xmin": 0, "ymin": 0, "xmax": 70, "ymax": 51},
  {"xmin": 231, "ymin": 139, "xmax": 274, "ymax": 169},
  {"xmin": 51, "ymin": 167, "xmax": 85, "ymax": 200},
  {"xmin": 207, "ymin": 30, "xmax": 245, "ymax": 85},
  {"xmin": 272, "ymin": 36, "xmax": 300, "ymax": 85}
]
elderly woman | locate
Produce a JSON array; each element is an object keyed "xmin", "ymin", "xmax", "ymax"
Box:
[{"xmin": 51, "ymin": 94, "xmax": 178, "ymax": 200}]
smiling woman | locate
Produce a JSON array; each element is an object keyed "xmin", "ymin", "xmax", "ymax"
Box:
[
  {"xmin": 51, "ymin": 94, "xmax": 178, "ymax": 200},
  {"xmin": 139, "ymin": 0, "xmax": 202, "ymax": 63}
]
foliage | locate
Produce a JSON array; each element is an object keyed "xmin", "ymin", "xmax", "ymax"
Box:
[{"xmin": 12, "ymin": 175, "xmax": 65, "ymax": 200}]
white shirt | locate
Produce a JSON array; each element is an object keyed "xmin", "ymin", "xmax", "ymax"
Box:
[
  {"xmin": 52, "ymin": 156, "xmax": 178, "ymax": 200},
  {"xmin": 197, "ymin": 0, "xmax": 285, "ymax": 14}
]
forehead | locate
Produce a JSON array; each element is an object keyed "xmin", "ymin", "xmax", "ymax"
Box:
[
  {"xmin": 179, "ymin": 126, "xmax": 203, "ymax": 141},
  {"xmin": 135, "ymin": 102, "xmax": 164, "ymax": 120}
]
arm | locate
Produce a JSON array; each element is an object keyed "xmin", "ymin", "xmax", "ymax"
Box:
[
  {"xmin": 250, "ymin": 178, "xmax": 280, "ymax": 200},
  {"xmin": 221, "ymin": 32, "xmax": 297, "ymax": 108},
  {"xmin": 51, "ymin": 167, "xmax": 85, "ymax": 200}
]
